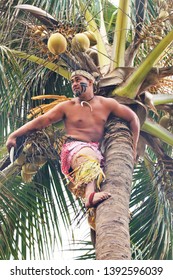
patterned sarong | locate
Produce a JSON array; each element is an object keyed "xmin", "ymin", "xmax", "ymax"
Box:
[
  {"xmin": 60, "ymin": 139, "xmax": 103, "ymax": 180},
  {"xmin": 60, "ymin": 138, "xmax": 105, "ymax": 230}
]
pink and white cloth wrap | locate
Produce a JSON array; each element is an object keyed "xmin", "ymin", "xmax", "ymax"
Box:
[{"xmin": 60, "ymin": 140, "xmax": 104, "ymax": 178}]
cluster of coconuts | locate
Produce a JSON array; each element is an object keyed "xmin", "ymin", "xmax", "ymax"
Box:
[
  {"xmin": 15, "ymin": 128, "xmax": 55, "ymax": 183},
  {"xmin": 47, "ymin": 30, "xmax": 97, "ymax": 55},
  {"xmin": 16, "ymin": 143, "xmax": 47, "ymax": 183}
]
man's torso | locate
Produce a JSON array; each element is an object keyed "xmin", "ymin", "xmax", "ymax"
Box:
[{"xmin": 63, "ymin": 96, "xmax": 111, "ymax": 142}]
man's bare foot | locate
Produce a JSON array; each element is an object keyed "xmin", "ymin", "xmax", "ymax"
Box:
[{"xmin": 85, "ymin": 191, "xmax": 111, "ymax": 208}]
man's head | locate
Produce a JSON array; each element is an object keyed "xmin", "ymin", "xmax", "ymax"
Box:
[{"xmin": 70, "ymin": 70, "xmax": 95, "ymax": 97}]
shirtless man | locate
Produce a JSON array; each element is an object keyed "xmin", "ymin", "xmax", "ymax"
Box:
[{"xmin": 6, "ymin": 70, "xmax": 140, "ymax": 208}]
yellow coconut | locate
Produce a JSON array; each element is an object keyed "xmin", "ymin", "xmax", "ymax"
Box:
[
  {"xmin": 47, "ymin": 32, "xmax": 67, "ymax": 55},
  {"xmin": 84, "ymin": 31, "xmax": 97, "ymax": 46},
  {"xmin": 159, "ymin": 114, "xmax": 170, "ymax": 128},
  {"xmin": 72, "ymin": 33, "xmax": 90, "ymax": 51}
]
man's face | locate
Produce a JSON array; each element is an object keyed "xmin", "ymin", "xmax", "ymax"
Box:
[{"xmin": 71, "ymin": 75, "xmax": 90, "ymax": 97}]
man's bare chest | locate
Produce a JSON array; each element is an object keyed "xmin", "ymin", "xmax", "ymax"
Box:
[{"xmin": 64, "ymin": 104, "xmax": 108, "ymax": 128}]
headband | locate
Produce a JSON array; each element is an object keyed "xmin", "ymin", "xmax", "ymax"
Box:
[{"xmin": 70, "ymin": 70, "xmax": 95, "ymax": 82}]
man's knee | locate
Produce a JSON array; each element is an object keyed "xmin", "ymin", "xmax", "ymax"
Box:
[{"xmin": 71, "ymin": 147, "xmax": 98, "ymax": 169}]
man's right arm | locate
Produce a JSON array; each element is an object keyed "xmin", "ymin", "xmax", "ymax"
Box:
[
  {"xmin": 6, "ymin": 101, "xmax": 66, "ymax": 152},
  {"xmin": 106, "ymin": 98, "xmax": 140, "ymax": 161}
]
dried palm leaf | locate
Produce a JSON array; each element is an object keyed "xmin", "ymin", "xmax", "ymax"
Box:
[
  {"xmin": 15, "ymin": 4, "xmax": 58, "ymax": 28},
  {"xmin": 27, "ymin": 95, "xmax": 71, "ymax": 119}
]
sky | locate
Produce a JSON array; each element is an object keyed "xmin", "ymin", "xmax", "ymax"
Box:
[{"xmin": 109, "ymin": 0, "xmax": 119, "ymax": 6}]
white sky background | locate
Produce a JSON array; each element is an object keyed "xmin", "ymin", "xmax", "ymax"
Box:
[
  {"xmin": 109, "ymin": 0, "xmax": 119, "ymax": 6},
  {"xmin": 52, "ymin": 0, "xmax": 120, "ymax": 261}
]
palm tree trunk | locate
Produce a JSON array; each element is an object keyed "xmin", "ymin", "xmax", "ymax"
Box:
[{"xmin": 95, "ymin": 116, "xmax": 134, "ymax": 260}]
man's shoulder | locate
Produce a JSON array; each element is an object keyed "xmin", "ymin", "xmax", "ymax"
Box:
[
  {"xmin": 59, "ymin": 99, "xmax": 75, "ymax": 107},
  {"xmin": 97, "ymin": 96, "xmax": 115, "ymax": 104},
  {"xmin": 52, "ymin": 99, "xmax": 75, "ymax": 116},
  {"xmin": 96, "ymin": 95, "xmax": 107, "ymax": 102}
]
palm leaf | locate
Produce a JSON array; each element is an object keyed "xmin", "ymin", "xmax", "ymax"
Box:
[
  {"xmin": 111, "ymin": 0, "xmax": 130, "ymax": 69},
  {"xmin": 142, "ymin": 118, "xmax": 173, "ymax": 146},
  {"xmin": 15, "ymin": 4, "xmax": 58, "ymax": 28},
  {"xmin": 130, "ymin": 155, "xmax": 173, "ymax": 259},
  {"xmin": 78, "ymin": 0, "xmax": 110, "ymax": 73}
]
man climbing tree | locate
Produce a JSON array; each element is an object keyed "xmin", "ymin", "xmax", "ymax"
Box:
[{"xmin": 6, "ymin": 69, "xmax": 140, "ymax": 229}]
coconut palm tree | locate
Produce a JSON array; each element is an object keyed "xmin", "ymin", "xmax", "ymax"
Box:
[{"xmin": 0, "ymin": 0, "xmax": 173, "ymax": 260}]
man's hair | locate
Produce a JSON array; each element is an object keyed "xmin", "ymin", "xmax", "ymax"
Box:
[{"xmin": 70, "ymin": 70, "xmax": 95, "ymax": 82}]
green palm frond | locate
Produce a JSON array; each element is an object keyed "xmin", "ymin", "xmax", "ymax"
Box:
[
  {"xmin": 0, "ymin": 46, "xmax": 26, "ymax": 140},
  {"xmin": 0, "ymin": 160, "xmax": 80, "ymax": 259},
  {"xmin": 130, "ymin": 154, "xmax": 173, "ymax": 260},
  {"xmin": 73, "ymin": 240, "xmax": 95, "ymax": 260}
]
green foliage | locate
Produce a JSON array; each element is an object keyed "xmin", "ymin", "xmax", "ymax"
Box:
[
  {"xmin": 0, "ymin": 161, "xmax": 80, "ymax": 259},
  {"xmin": 130, "ymin": 156, "xmax": 173, "ymax": 260}
]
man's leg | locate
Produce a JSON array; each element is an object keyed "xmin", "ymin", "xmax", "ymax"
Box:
[
  {"xmin": 71, "ymin": 147, "xmax": 111, "ymax": 207},
  {"xmin": 84, "ymin": 181, "xmax": 111, "ymax": 208}
]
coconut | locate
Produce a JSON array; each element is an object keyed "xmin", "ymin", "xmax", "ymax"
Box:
[
  {"xmin": 72, "ymin": 33, "xmax": 90, "ymax": 51},
  {"xmin": 84, "ymin": 31, "xmax": 97, "ymax": 46},
  {"xmin": 47, "ymin": 32, "xmax": 67, "ymax": 55},
  {"xmin": 159, "ymin": 114, "xmax": 170, "ymax": 128}
]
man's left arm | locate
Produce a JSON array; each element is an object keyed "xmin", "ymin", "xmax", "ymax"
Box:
[{"xmin": 109, "ymin": 99, "xmax": 140, "ymax": 161}]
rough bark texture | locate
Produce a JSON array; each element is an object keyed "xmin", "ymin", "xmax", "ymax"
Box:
[{"xmin": 95, "ymin": 116, "xmax": 134, "ymax": 260}]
